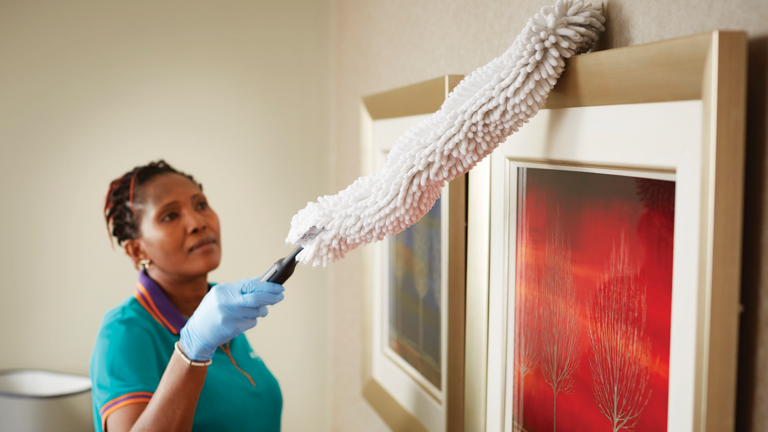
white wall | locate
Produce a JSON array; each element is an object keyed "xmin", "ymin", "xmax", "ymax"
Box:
[{"xmin": 0, "ymin": 2, "xmax": 331, "ymax": 431}]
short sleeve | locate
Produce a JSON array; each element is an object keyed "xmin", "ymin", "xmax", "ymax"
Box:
[{"xmin": 89, "ymin": 307, "xmax": 167, "ymax": 431}]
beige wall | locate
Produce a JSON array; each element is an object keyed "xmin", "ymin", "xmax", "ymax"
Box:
[
  {"xmin": 0, "ymin": 2, "xmax": 331, "ymax": 432},
  {"xmin": 4, "ymin": 1, "xmax": 768, "ymax": 431},
  {"xmin": 331, "ymin": 0, "xmax": 768, "ymax": 431}
]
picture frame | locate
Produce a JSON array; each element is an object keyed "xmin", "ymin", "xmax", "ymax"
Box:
[
  {"xmin": 464, "ymin": 31, "xmax": 747, "ymax": 432},
  {"xmin": 361, "ymin": 76, "xmax": 467, "ymax": 432}
]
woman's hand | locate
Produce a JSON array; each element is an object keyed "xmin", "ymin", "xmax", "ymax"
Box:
[
  {"xmin": 179, "ymin": 278, "xmax": 285, "ymax": 361},
  {"xmin": 108, "ymin": 279, "xmax": 283, "ymax": 432}
]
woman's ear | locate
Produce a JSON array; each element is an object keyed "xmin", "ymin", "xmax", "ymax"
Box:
[{"xmin": 123, "ymin": 239, "xmax": 145, "ymax": 271}]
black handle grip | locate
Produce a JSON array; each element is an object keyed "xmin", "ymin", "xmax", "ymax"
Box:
[{"xmin": 259, "ymin": 245, "xmax": 303, "ymax": 285}]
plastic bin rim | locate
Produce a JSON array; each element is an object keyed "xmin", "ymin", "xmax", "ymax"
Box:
[{"xmin": 0, "ymin": 368, "xmax": 91, "ymax": 399}]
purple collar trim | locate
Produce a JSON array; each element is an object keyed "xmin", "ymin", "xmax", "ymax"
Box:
[{"xmin": 135, "ymin": 270, "xmax": 188, "ymax": 335}]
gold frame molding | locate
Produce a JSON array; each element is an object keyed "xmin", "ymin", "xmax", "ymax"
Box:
[
  {"xmin": 361, "ymin": 75, "xmax": 467, "ymax": 432},
  {"xmin": 465, "ymin": 31, "xmax": 747, "ymax": 431}
]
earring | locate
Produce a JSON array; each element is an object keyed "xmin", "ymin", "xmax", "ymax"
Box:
[{"xmin": 139, "ymin": 259, "xmax": 151, "ymax": 270}]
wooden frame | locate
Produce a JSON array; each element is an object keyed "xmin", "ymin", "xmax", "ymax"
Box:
[
  {"xmin": 465, "ymin": 31, "xmax": 747, "ymax": 432},
  {"xmin": 361, "ymin": 76, "xmax": 467, "ymax": 432}
]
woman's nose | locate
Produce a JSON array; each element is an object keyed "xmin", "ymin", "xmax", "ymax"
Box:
[{"xmin": 188, "ymin": 212, "xmax": 207, "ymax": 233}]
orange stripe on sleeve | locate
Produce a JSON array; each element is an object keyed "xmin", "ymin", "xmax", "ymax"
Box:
[
  {"xmin": 100, "ymin": 393, "xmax": 152, "ymax": 430},
  {"xmin": 100, "ymin": 391, "xmax": 153, "ymax": 415}
]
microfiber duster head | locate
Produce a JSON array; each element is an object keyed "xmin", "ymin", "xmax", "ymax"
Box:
[{"xmin": 287, "ymin": 0, "xmax": 605, "ymax": 266}]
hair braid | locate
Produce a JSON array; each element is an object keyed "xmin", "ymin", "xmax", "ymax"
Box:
[{"xmin": 104, "ymin": 160, "xmax": 202, "ymax": 247}]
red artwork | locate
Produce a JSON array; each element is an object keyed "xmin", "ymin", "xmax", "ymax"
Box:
[{"xmin": 513, "ymin": 168, "xmax": 674, "ymax": 432}]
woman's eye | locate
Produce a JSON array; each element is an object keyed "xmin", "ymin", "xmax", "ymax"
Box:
[
  {"xmin": 197, "ymin": 201, "xmax": 209, "ymax": 210},
  {"xmin": 161, "ymin": 212, "xmax": 179, "ymax": 222}
]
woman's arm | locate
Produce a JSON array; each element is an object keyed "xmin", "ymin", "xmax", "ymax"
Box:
[
  {"xmin": 106, "ymin": 348, "xmax": 207, "ymax": 432},
  {"xmin": 103, "ymin": 278, "xmax": 284, "ymax": 431}
]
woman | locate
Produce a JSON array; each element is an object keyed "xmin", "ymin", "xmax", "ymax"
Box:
[{"xmin": 90, "ymin": 160, "xmax": 284, "ymax": 432}]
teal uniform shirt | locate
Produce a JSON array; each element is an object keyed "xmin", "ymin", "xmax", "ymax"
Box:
[{"xmin": 89, "ymin": 271, "xmax": 282, "ymax": 431}]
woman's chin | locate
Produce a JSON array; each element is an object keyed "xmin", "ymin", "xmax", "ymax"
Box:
[{"xmin": 188, "ymin": 251, "xmax": 222, "ymax": 275}]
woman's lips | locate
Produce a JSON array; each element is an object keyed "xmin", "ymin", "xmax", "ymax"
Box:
[{"xmin": 189, "ymin": 237, "xmax": 217, "ymax": 253}]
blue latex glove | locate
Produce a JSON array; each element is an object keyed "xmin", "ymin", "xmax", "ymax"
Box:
[{"xmin": 179, "ymin": 278, "xmax": 285, "ymax": 361}]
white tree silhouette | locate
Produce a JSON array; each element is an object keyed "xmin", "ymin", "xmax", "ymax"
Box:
[
  {"xmin": 588, "ymin": 236, "xmax": 652, "ymax": 432},
  {"xmin": 514, "ymin": 198, "xmax": 540, "ymax": 425},
  {"xmin": 539, "ymin": 213, "xmax": 580, "ymax": 432},
  {"xmin": 515, "ymin": 278, "xmax": 540, "ymax": 424}
]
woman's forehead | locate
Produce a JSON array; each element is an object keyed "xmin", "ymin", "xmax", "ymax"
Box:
[{"xmin": 141, "ymin": 173, "xmax": 201, "ymax": 206}]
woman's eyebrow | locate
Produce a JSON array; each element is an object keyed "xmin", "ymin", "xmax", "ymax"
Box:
[{"xmin": 159, "ymin": 200, "xmax": 181, "ymax": 210}]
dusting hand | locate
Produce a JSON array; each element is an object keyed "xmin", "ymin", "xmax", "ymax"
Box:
[{"xmin": 179, "ymin": 278, "xmax": 285, "ymax": 361}]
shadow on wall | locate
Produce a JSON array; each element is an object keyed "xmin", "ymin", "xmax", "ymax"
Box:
[
  {"xmin": 737, "ymin": 35, "xmax": 768, "ymax": 432},
  {"xmin": 592, "ymin": 1, "xmax": 630, "ymax": 50}
]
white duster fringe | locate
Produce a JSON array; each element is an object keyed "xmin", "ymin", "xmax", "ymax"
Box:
[{"xmin": 287, "ymin": 0, "xmax": 606, "ymax": 266}]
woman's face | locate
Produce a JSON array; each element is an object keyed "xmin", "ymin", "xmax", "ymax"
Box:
[{"xmin": 130, "ymin": 173, "xmax": 222, "ymax": 278}]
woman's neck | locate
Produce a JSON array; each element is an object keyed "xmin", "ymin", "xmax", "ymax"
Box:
[{"xmin": 146, "ymin": 268, "xmax": 209, "ymax": 318}]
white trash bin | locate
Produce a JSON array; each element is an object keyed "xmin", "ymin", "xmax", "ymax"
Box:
[{"xmin": 0, "ymin": 370, "xmax": 92, "ymax": 432}]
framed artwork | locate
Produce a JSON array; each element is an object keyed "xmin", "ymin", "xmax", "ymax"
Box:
[
  {"xmin": 361, "ymin": 76, "xmax": 467, "ymax": 432},
  {"xmin": 464, "ymin": 31, "xmax": 747, "ymax": 432}
]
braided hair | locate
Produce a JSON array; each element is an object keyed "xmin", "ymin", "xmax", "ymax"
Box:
[{"xmin": 104, "ymin": 160, "xmax": 202, "ymax": 246}]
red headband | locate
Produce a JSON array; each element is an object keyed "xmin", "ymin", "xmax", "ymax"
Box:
[{"xmin": 104, "ymin": 168, "xmax": 141, "ymax": 248}]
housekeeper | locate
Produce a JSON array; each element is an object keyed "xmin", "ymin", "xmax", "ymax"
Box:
[{"xmin": 90, "ymin": 160, "xmax": 284, "ymax": 432}]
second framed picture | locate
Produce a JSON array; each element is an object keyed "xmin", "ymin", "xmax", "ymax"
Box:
[
  {"xmin": 469, "ymin": 31, "xmax": 747, "ymax": 432},
  {"xmin": 361, "ymin": 76, "xmax": 467, "ymax": 432}
]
